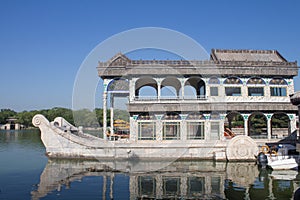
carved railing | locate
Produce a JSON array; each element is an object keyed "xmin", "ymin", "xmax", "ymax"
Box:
[{"xmin": 134, "ymin": 95, "xmax": 207, "ymax": 101}]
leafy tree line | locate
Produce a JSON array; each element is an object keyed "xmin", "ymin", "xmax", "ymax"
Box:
[{"xmin": 0, "ymin": 108, "xmax": 129, "ymax": 128}]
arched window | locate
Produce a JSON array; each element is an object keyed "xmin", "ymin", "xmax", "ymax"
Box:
[
  {"xmin": 161, "ymin": 77, "xmax": 181, "ymax": 99},
  {"xmin": 135, "ymin": 77, "xmax": 158, "ymax": 100},
  {"xmin": 183, "ymin": 77, "xmax": 206, "ymax": 99},
  {"xmin": 224, "ymin": 77, "xmax": 242, "ymax": 96},
  {"xmin": 208, "ymin": 77, "xmax": 220, "ymax": 84},
  {"xmin": 269, "ymin": 78, "xmax": 287, "ymax": 97},
  {"xmin": 247, "ymin": 77, "xmax": 265, "ymax": 96},
  {"xmin": 248, "ymin": 113, "xmax": 267, "ymax": 139},
  {"xmin": 224, "ymin": 112, "xmax": 244, "ymax": 138},
  {"xmin": 209, "ymin": 77, "xmax": 220, "ymax": 97},
  {"xmin": 223, "ymin": 77, "xmax": 243, "ymax": 84},
  {"xmin": 271, "ymin": 113, "xmax": 290, "ymax": 139},
  {"xmin": 247, "ymin": 77, "xmax": 266, "ymax": 85},
  {"xmin": 269, "ymin": 78, "xmax": 287, "ymax": 85}
]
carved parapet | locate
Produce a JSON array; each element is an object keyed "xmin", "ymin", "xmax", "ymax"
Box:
[{"xmin": 32, "ymin": 114, "xmax": 50, "ymax": 127}]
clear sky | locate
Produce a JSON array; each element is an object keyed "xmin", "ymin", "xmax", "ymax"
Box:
[{"xmin": 0, "ymin": 0, "xmax": 299, "ymax": 111}]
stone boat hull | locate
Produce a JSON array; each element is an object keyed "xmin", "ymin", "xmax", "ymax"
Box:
[{"xmin": 32, "ymin": 114, "xmax": 259, "ymax": 161}]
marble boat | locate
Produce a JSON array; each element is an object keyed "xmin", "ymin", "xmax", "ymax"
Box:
[{"xmin": 32, "ymin": 114, "xmax": 259, "ymax": 161}]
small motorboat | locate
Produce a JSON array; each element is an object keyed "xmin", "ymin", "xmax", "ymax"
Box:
[{"xmin": 257, "ymin": 145, "xmax": 299, "ymax": 170}]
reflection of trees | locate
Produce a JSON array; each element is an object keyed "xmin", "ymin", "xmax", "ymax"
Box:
[{"xmin": 0, "ymin": 129, "xmax": 44, "ymax": 148}]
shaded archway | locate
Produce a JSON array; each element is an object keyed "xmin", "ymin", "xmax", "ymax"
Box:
[
  {"xmin": 184, "ymin": 77, "xmax": 206, "ymax": 99},
  {"xmin": 248, "ymin": 113, "xmax": 267, "ymax": 139},
  {"xmin": 271, "ymin": 113, "xmax": 290, "ymax": 139},
  {"xmin": 106, "ymin": 78, "xmax": 130, "ymax": 135},
  {"xmin": 107, "ymin": 78, "xmax": 129, "ymax": 91},
  {"xmin": 161, "ymin": 77, "xmax": 181, "ymax": 99},
  {"xmin": 135, "ymin": 77, "xmax": 158, "ymax": 99},
  {"xmin": 225, "ymin": 112, "xmax": 244, "ymax": 136},
  {"xmin": 180, "ymin": 85, "xmax": 197, "ymax": 99}
]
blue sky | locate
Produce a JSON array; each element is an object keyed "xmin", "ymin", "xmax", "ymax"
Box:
[{"xmin": 0, "ymin": 0, "xmax": 299, "ymax": 111}]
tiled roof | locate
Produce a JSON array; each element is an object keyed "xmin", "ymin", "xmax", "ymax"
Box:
[{"xmin": 211, "ymin": 49, "xmax": 287, "ymax": 62}]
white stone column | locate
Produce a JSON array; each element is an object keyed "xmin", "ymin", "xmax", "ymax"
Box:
[
  {"xmin": 157, "ymin": 79, "xmax": 161, "ymax": 100},
  {"xmin": 241, "ymin": 83, "xmax": 247, "ymax": 98},
  {"xmin": 205, "ymin": 176, "xmax": 212, "ymax": 195},
  {"xmin": 287, "ymin": 78, "xmax": 294, "ymax": 96},
  {"xmin": 204, "ymin": 78, "xmax": 209, "ymax": 98},
  {"xmin": 156, "ymin": 115, "xmax": 163, "ymax": 141},
  {"xmin": 180, "ymin": 114, "xmax": 187, "ymax": 141},
  {"xmin": 129, "ymin": 78, "xmax": 136, "ymax": 102},
  {"xmin": 103, "ymin": 92, "xmax": 107, "ymax": 140},
  {"xmin": 180, "ymin": 176, "xmax": 187, "ymax": 197},
  {"xmin": 220, "ymin": 113, "xmax": 226, "ymax": 140},
  {"xmin": 204, "ymin": 114, "xmax": 210, "ymax": 140},
  {"xmin": 265, "ymin": 78, "xmax": 271, "ymax": 99},
  {"xmin": 267, "ymin": 117, "xmax": 272, "ymax": 140},
  {"xmin": 244, "ymin": 119, "xmax": 248, "ymax": 136},
  {"xmin": 130, "ymin": 116, "xmax": 137, "ymax": 141},
  {"xmin": 110, "ymin": 94, "xmax": 114, "ymax": 135},
  {"xmin": 181, "ymin": 78, "xmax": 185, "ymax": 99},
  {"xmin": 243, "ymin": 114, "xmax": 249, "ymax": 136}
]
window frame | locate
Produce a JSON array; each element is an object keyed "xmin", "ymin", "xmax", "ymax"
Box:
[
  {"xmin": 225, "ymin": 87, "xmax": 241, "ymax": 96},
  {"xmin": 210, "ymin": 122, "xmax": 220, "ymax": 140},
  {"xmin": 187, "ymin": 121, "xmax": 205, "ymax": 140},
  {"xmin": 138, "ymin": 121, "xmax": 157, "ymax": 140},
  {"xmin": 162, "ymin": 121, "xmax": 181, "ymax": 140},
  {"xmin": 210, "ymin": 86, "xmax": 219, "ymax": 96},
  {"xmin": 270, "ymin": 87, "xmax": 287, "ymax": 97},
  {"xmin": 248, "ymin": 87, "xmax": 264, "ymax": 96}
]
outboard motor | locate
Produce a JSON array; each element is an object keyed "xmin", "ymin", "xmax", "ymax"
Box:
[{"xmin": 257, "ymin": 152, "xmax": 268, "ymax": 168}]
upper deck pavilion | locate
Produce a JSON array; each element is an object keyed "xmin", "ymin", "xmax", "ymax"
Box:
[{"xmin": 97, "ymin": 49, "xmax": 298, "ymax": 78}]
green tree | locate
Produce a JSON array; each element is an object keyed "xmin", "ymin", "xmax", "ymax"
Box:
[
  {"xmin": 44, "ymin": 107, "xmax": 74, "ymax": 124},
  {"xmin": 0, "ymin": 109, "xmax": 17, "ymax": 124},
  {"xmin": 73, "ymin": 109, "xmax": 99, "ymax": 127},
  {"xmin": 16, "ymin": 110, "xmax": 39, "ymax": 127}
]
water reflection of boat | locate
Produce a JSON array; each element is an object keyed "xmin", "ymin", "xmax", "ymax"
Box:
[
  {"xmin": 31, "ymin": 159, "xmax": 299, "ymax": 200},
  {"xmin": 31, "ymin": 159, "xmax": 256, "ymax": 200},
  {"xmin": 31, "ymin": 159, "xmax": 229, "ymax": 200},
  {"xmin": 270, "ymin": 170, "xmax": 298, "ymax": 180}
]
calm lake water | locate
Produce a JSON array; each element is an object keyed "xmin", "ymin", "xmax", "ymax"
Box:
[{"xmin": 1, "ymin": 130, "xmax": 300, "ymax": 200}]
